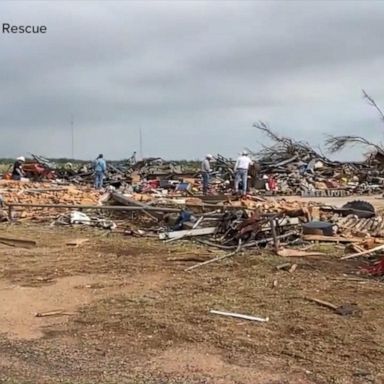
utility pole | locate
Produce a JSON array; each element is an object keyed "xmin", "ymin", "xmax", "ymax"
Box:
[{"xmin": 70, "ymin": 115, "xmax": 74, "ymax": 160}]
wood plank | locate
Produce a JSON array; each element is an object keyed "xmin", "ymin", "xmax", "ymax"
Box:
[
  {"xmin": 0, "ymin": 236, "xmax": 36, "ymax": 248},
  {"xmin": 66, "ymin": 238, "xmax": 90, "ymax": 247},
  {"xmin": 277, "ymin": 248, "xmax": 325, "ymax": 257},
  {"xmin": 340, "ymin": 244, "xmax": 384, "ymax": 260},
  {"xmin": 210, "ymin": 310, "xmax": 269, "ymax": 323},
  {"xmin": 159, "ymin": 227, "xmax": 216, "ymax": 240},
  {"xmin": 302, "ymin": 235, "xmax": 366, "ymax": 243}
]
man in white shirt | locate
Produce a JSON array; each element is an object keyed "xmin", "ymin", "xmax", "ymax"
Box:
[
  {"xmin": 201, "ymin": 154, "xmax": 213, "ymax": 195},
  {"xmin": 234, "ymin": 151, "xmax": 253, "ymax": 196}
]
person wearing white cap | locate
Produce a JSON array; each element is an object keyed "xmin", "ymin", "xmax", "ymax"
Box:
[
  {"xmin": 234, "ymin": 151, "xmax": 253, "ymax": 195},
  {"xmin": 12, "ymin": 156, "xmax": 26, "ymax": 180},
  {"xmin": 201, "ymin": 154, "xmax": 213, "ymax": 195}
]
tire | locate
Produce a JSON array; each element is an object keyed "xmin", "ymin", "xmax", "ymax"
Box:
[
  {"xmin": 341, "ymin": 200, "xmax": 375, "ymax": 218},
  {"xmin": 342, "ymin": 200, "xmax": 375, "ymax": 212}
]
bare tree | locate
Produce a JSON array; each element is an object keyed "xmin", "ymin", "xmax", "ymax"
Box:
[
  {"xmin": 363, "ymin": 89, "xmax": 384, "ymax": 121},
  {"xmin": 325, "ymin": 90, "xmax": 384, "ymax": 156},
  {"xmin": 325, "ymin": 135, "xmax": 384, "ymax": 155},
  {"xmin": 252, "ymin": 121, "xmax": 325, "ymax": 160}
]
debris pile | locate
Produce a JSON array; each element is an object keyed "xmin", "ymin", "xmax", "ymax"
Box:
[
  {"xmin": 0, "ymin": 181, "xmax": 101, "ymax": 220},
  {"xmin": 0, "ymin": 181, "xmax": 99, "ymax": 205},
  {"xmin": 361, "ymin": 258, "xmax": 384, "ymax": 276},
  {"xmin": 247, "ymin": 123, "xmax": 384, "ymax": 196},
  {"xmin": 2, "ymin": 179, "xmax": 384, "ymax": 283}
]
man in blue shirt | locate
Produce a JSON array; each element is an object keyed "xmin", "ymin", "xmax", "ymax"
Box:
[{"xmin": 94, "ymin": 154, "xmax": 106, "ymax": 189}]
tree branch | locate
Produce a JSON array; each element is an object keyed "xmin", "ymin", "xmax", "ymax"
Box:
[
  {"xmin": 325, "ymin": 134, "xmax": 384, "ymax": 154},
  {"xmin": 362, "ymin": 89, "xmax": 384, "ymax": 122}
]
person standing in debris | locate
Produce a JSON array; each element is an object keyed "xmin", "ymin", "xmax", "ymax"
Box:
[
  {"xmin": 201, "ymin": 154, "xmax": 213, "ymax": 195},
  {"xmin": 11, "ymin": 156, "xmax": 26, "ymax": 180},
  {"xmin": 234, "ymin": 151, "xmax": 253, "ymax": 196},
  {"xmin": 129, "ymin": 151, "xmax": 137, "ymax": 166},
  {"xmin": 94, "ymin": 154, "xmax": 107, "ymax": 189}
]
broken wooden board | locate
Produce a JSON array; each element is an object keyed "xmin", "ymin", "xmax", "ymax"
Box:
[
  {"xmin": 277, "ymin": 248, "xmax": 325, "ymax": 257},
  {"xmin": 0, "ymin": 236, "xmax": 36, "ymax": 248},
  {"xmin": 159, "ymin": 227, "xmax": 216, "ymax": 240},
  {"xmin": 276, "ymin": 263, "xmax": 291, "ymax": 270},
  {"xmin": 66, "ymin": 238, "xmax": 90, "ymax": 247},
  {"xmin": 302, "ymin": 235, "xmax": 369, "ymax": 243},
  {"xmin": 260, "ymin": 217, "xmax": 300, "ymax": 231},
  {"xmin": 305, "ymin": 297, "xmax": 360, "ymax": 316},
  {"xmin": 35, "ymin": 309, "xmax": 74, "ymax": 317},
  {"xmin": 340, "ymin": 243, "xmax": 384, "ymax": 260},
  {"xmin": 210, "ymin": 310, "xmax": 269, "ymax": 322},
  {"xmin": 167, "ymin": 256, "xmax": 211, "ymax": 262}
]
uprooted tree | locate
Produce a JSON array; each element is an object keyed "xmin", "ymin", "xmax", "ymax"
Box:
[
  {"xmin": 325, "ymin": 90, "xmax": 384, "ymax": 157},
  {"xmin": 250, "ymin": 121, "xmax": 329, "ymax": 163}
]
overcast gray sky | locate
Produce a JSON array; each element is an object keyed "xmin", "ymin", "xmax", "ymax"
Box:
[{"xmin": 1, "ymin": 0, "xmax": 384, "ymax": 160}]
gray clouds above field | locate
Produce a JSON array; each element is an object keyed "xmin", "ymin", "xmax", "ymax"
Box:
[{"xmin": 1, "ymin": 1, "xmax": 384, "ymax": 160}]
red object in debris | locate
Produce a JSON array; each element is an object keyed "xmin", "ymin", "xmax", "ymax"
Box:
[
  {"xmin": 23, "ymin": 162, "xmax": 56, "ymax": 180},
  {"xmin": 361, "ymin": 258, "xmax": 384, "ymax": 276},
  {"xmin": 147, "ymin": 180, "xmax": 160, "ymax": 189},
  {"xmin": 324, "ymin": 180, "xmax": 339, "ymax": 188},
  {"xmin": 268, "ymin": 177, "xmax": 277, "ymax": 191},
  {"xmin": 142, "ymin": 179, "xmax": 160, "ymax": 192}
]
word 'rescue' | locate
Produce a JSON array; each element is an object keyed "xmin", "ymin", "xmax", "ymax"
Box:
[{"xmin": 2, "ymin": 23, "xmax": 47, "ymax": 34}]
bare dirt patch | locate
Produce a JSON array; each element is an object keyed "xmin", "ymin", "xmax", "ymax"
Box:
[
  {"xmin": 0, "ymin": 271, "xmax": 168, "ymax": 340},
  {"xmin": 147, "ymin": 345, "xmax": 313, "ymax": 384},
  {"xmin": 0, "ymin": 223, "xmax": 384, "ymax": 383}
]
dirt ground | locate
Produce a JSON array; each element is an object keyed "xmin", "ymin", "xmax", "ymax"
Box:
[{"xmin": 0, "ymin": 218, "xmax": 384, "ymax": 384}]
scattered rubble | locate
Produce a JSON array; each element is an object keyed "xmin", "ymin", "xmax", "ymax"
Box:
[
  {"xmin": 361, "ymin": 257, "xmax": 384, "ymax": 276},
  {"xmin": 1, "ymin": 141, "xmax": 384, "ymax": 285}
]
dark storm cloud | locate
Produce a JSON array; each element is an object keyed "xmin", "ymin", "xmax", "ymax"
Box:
[{"xmin": 1, "ymin": 0, "xmax": 384, "ymax": 160}]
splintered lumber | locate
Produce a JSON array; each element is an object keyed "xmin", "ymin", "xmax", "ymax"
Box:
[
  {"xmin": 192, "ymin": 216, "xmax": 204, "ymax": 229},
  {"xmin": 185, "ymin": 241, "xmax": 242, "ymax": 271},
  {"xmin": 340, "ymin": 244, "xmax": 384, "ymax": 260},
  {"xmin": 8, "ymin": 203, "xmax": 181, "ymax": 213},
  {"xmin": 23, "ymin": 188, "xmax": 70, "ymax": 193},
  {"xmin": 196, "ymin": 231, "xmax": 298, "ymax": 251},
  {"xmin": 111, "ymin": 192, "xmax": 161, "ymax": 218},
  {"xmin": 159, "ymin": 227, "xmax": 216, "ymax": 240},
  {"xmin": 260, "ymin": 217, "xmax": 300, "ymax": 231},
  {"xmin": 195, "ymin": 239, "xmax": 238, "ymax": 250},
  {"xmin": 276, "ymin": 263, "xmax": 291, "ymax": 270},
  {"xmin": 111, "ymin": 191, "xmax": 151, "ymax": 209},
  {"xmin": 277, "ymin": 248, "xmax": 325, "ymax": 257},
  {"xmin": 66, "ymin": 238, "xmax": 89, "ymax": 247},
  {"xmin": 270, "ymin": 218, "xmax": 279, "ymax": 253},
  {"xmin": 35, "ymin": 310, "xmax": 74, "ymax": 317},
  {"xmin": 305, "ymin": 297, "xmax": 338, "ymax": 310},
  {"xmin": 302, "ymin": 234, "xmax": 367, "ymax": 243},
  {"xmin": 0, "ymin": 236, "xmax": 36, "ymax": 248},
  {"xmin": 305, "ymin": 297, "xmax": 359, "ymax": 316},
  {"xmin": 210, "ymin": 310, "xmax": 269, "ymax": 323},
  {"xmin": 167, "ymin": 256, "xmax": 210, "ymax": 262},
  {"xmin": 243, "ymin": 231, "xmax": 299, "ymax": 248}
]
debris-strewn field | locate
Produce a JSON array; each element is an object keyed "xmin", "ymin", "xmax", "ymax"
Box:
[{"xmin": 0, "ymin": 223, "xmax": 383, "ymax": 384}]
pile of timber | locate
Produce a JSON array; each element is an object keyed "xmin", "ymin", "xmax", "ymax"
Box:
[{"xmin": 0, "ymin": 181, "xmax": 100, "ymax": 220}]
